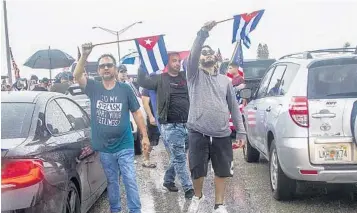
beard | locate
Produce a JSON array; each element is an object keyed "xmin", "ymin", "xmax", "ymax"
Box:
[
  {"xmin": 200, "ymin": 58, "xmax": 217, "ymax": 68},
  {"xmin": 102, "ymin": 73, "xmax": 115, "ymax": 81}
]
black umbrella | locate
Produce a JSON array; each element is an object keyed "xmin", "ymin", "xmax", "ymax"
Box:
[{"xmin": 24, "ymin": 46, "xmax": 75, "ymax": 80}]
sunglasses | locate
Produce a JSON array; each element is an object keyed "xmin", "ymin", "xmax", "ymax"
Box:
[
  {"xmin": 119, "ymin": 70, "xmax": 127, "ymax": 73},
  {"xmin": 201, "ymin": 49, "xmax": 215, "ymax": 56},
  {"xmin": 98, "ymin": 63, "xmax": 114, "ymax": 69}
]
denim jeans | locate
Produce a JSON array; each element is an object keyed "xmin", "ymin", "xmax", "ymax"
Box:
[
  {"xmin": 161, "ymin": 123, "xmax": 192, "ymax": 192},
  {"xmin": 100, "ymin": 149, "xmax": 141, "ymax": 213}
]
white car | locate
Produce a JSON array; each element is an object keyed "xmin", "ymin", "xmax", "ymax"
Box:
[
  {"xmin": 67, "ymin": 82, "xmax": 147, "ymax": 155},
  {"xmin": 240, "ymin": 47, "xmax": 357, "ymax": 201}
]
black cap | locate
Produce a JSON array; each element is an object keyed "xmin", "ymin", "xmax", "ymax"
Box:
[{"xmin": 118, "ymin": 64, "xmax": 127, "ymax": 72}]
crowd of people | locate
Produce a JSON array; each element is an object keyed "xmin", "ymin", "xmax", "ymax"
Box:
[
  {"xmin": 1, "ymin": 72, "xmax": 75, "ymax": 93},
  {"xmin": 2, "ymin": 20, "xmax": 248, "ymax": 213},
  {"xmin": 72, "ymin": 20, "xmax": 246, "ymax": 213}
]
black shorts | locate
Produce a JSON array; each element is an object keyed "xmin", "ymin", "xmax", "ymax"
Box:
[
  {"xmin": 188, "ymin": 130, "xmax": 233, "ymax": 179},
  {"xmin": 147, "ymin": 122, "xmax": 160, "ymax": 146}
]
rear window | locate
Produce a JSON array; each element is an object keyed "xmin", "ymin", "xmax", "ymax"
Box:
[
  {"xmin": 1, "ymin": 103, "xmax": 35, "ymax": 139},
  {"xmin": 308, "ymin": 63, "xmax": 357, "ymax": 99}
]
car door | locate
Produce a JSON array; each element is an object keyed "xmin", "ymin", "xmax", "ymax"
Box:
[
  {"xmin": 44, "ymin": 99, "xmax": 92, "ymax": 209},
  {"xmin": 245, "ymin": 65, "xmax": 276, "ymax": 151},
  {"xmin": 259, "ymin": 65, "xmax": 288, "ymax": 154},
  {"xmin": 55, "ymin": 98, "xmax": 106, "ymax": 199}
]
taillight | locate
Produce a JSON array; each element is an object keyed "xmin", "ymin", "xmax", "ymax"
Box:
[
  {"xmin": 289, "ymin": 96, "xmax": 309, "ymax": 128},
  {"xmin": 1, "ymin": 159, "xmax": 44, "ymax": 190}
]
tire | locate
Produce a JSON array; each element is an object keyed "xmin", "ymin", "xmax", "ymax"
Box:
[
  {"xmin": 134, "ymin": 132, "xmax": 142, "ymax": 155},
  {"xmin": 63, "ymin": 181, "xmax": 81, "ymax": 213},
  {"xmin": 242, "ymin": 120, "xmax": 260, "ymax": 163},
  {"xmin": 269, "ymin": 140, "xmax": 296, "ymax": 201},
  {"xmin": 243, "ymin": 137, "xmax": 260, "ymax": 163}
]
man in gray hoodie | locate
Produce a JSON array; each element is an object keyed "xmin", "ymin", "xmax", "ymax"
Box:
[{"xmin": 186, "ymin": 21, "xmax": 247, "ymax": 213}]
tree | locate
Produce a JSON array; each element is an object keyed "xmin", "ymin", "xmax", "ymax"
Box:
[
  {"xmin": 343, "ymin": 42, "xmax": 351, "ymax": 52},
  {"xmin": 257, "ymin": 43, "xmax": 263, "ymax": 59},
  {"xmin": 262, "ymin": 44, "xmax": 270, "ymax": 59}
]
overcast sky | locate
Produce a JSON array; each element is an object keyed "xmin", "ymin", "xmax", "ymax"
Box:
[{"xmin": 1, "ymin": 0, "xmax": 356, "ymax": 79}]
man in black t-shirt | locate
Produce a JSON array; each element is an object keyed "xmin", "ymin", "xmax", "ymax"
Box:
[{"xmin": 137, "ymin": 52, "xmax": 194, "ymax": 199}]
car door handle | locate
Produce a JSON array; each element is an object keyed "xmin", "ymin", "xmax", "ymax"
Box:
[
  {"xmin": 253, "ymin": 106, "xmax": 257, "ymax": 110},
  {"xmin": 312, "ymin": 113, "xmax": 336, "ymax": 118},
  {"xmin": 266, "ymin": 106, "xmax": 271, "ymax": 112}
]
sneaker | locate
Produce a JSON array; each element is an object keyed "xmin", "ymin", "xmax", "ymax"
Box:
[
  {"xmin": 188, "ymin": 194, "xmax": 204, "ymax": 213},
  {"xmin": 185, "ymin": 189, "xmax": 195, "ymax": 199},
  {"xmin": 163, "ymin": 183, "xmax": 179, "ymax": 192},
  {"xmin": 213, "ymin": 205, "xmax": 228, "ymax": 213}
]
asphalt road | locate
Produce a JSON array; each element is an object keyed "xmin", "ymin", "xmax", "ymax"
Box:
[{"xmin": 88, "ymin": 142, "xmax": 357, "ymax": 213}]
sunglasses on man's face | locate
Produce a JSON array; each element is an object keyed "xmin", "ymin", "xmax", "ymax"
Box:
[
  {"xmin": 201, "ymin": 49, "xmax": 215, "ymax": 56},
  {"xmin": 119, "ymin": 70, "xmax": 127, "ymax": 73},
  {"xmin": 98, "ymin": 63, "xmax": 114, "ymax": 69}
]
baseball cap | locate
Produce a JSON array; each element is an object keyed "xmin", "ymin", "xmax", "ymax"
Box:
[{"xmin": 118, "ymin": 64, "xmax": 127, "ymax": 72}]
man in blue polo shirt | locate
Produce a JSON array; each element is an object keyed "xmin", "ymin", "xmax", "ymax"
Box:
[{"xmin": 74, "ymin": 43, "xmax": 149, "ymax": 213}]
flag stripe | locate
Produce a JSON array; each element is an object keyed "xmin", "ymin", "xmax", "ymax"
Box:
[
  {"xmin": 249, "ymin": 10, "xmax": 265, "ymax": 32},
  {"xmin": 152, "ymin": 46, "xmax": 164, "ymax": 71},
  {"xmin": 157, "ymin": 36, "xmax": 169, "ymax": 67},
  {"xmin": 136, "ymin": 42, "xmax": 154, "ymax": 74},
  {"xmin": 147, "ymin": 49, "xmax": 159, "ymax": 73}
]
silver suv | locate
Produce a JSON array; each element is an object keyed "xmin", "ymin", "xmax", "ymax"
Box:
[{"xmin": 240, "ymin": 48, "xmax": 357, "ymax": 201}]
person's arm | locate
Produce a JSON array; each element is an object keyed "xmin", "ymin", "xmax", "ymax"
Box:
[
  {"xmin": 74, "ymin": 43, "xmax": 93, "ymax": 89},
  {"xmin": 186, "ymin": 21, "xmax": 217, "ymax": 80},
  {"xmin": 137, "ymin": 65, "xmax": 159, "ymax": 90},
  {"xmin": 227, "ymin": 81, "xmax": 247, "ymax": 141},
  {"xmin": 142, "ymin": 95, "xmax": 155, "ymax": 123},
  {"xmin": 127, "ymin": 85, "xmax": 149, "ymax": 140}
]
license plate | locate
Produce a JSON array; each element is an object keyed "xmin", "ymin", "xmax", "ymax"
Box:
[{"xmin": 315, "ymin": 143, "xmax": 352, "ymax": 162}]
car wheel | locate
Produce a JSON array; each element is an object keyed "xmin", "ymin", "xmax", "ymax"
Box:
[
  {"xmin": 243, "ymin": 137, "xmax": 260, "ymax": 163},
  {"xmin": 269, "ymin": 140, "xmax": 296, "ymax": 201},
  {"xmin": 63, "ymin": 181, "xmax": 80, "ymax": 213},
  {"xmin": 134, "ymin": 132, "xmax": 142, "ymax": 155}
]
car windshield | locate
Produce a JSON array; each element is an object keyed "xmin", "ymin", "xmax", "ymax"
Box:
[
  {"xmin": 219, "ymin": 59, "xmax": 275, "ymax": 79},
  {"xmin": 308, "ymin": 63, "xmax": 357, "ymax": 99},
  {"xmin": 1, "ymin": 103, "xmax": 35, "ymax": 139}
]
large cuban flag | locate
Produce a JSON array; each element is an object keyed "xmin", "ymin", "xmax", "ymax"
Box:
[
  {"xmin": 135, "ymin": 35, "xmax": 168, "ymax": 74},
  {"xmin": 232, "ymin": 9, "xmax": 265, "ymax": 48}
]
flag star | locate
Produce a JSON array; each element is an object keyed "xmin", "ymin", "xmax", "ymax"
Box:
[{"xmin": 144, "ymin": 39, "xmax": 153, "ymax": 46}]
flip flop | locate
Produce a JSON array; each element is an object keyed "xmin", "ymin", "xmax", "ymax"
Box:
[{"xmin": 142, "ymin": 161, "xmax": 157, "ymax": 168}]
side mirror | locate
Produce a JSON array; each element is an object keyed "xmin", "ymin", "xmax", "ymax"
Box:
[{"xmin": 239, "ymin": 88, "xmax": 252, "ymax": 99}]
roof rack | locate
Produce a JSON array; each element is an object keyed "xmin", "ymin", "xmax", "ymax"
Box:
[{"xmin": 279, "ymin": 47, "xmax": 357, "ymax": 60}]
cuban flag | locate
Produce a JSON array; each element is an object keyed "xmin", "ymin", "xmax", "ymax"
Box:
[
  {"xmin": 232, "ymin": 9, "xmax": 265, "ymax": 48},
  {"xmin": 135, "ymin": 35, "xmax": 168, "ymax": 74}
]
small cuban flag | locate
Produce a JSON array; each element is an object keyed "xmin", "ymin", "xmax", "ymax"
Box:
[
  {"xmin": 135, "ymin": 35, "xmax": 168, "ymax": 75},
  {"xmin": 232, "ymin": 9, "xmax": 265, "ymax": 48}
]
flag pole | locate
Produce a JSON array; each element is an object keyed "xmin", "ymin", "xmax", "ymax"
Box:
[
  {"xmin": 230, "ymin": 40, "xmax": 240, "ymax": 64},
  {"xmin": 216, "ymin": 17, "xmax": 234, "ymax": 24},
  {"xmin": 93, "ymin": 34, "xmax": 165, "ymax": 47}
]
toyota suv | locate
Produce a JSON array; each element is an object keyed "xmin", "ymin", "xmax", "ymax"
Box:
[{"xmin": 239, "ymin": 48, "xmax": 357, "ymax": 201}]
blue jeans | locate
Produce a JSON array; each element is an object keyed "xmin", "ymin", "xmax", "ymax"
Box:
[
  {"xmin": 100, "ymin": 149, "xmax": 141, "ymax": 213},
  {"xmin": 161, "ymin": 123, "xmax": 192, "ymax": 192}
]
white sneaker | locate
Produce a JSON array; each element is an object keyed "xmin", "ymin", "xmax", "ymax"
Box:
[
  {"xmin": 213, "ymin": 205, "xmax": 228, "ymax": 213},
  {"xmin": 188, "ymin": 194, "xmax": 205, "ymax": 213}
]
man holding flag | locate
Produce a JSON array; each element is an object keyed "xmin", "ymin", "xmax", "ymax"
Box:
[
  {"xmin": 74, "ymin": 43, "xmax": 149, "ymax": 213},
  {"xmin": 186, "ymin": 21, "xmax": 247, "ymax": 213}
]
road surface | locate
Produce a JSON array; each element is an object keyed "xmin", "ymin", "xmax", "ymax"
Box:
[{"xmin": 88, "ymin": 142, "xmax": 356, "ymax": 213}]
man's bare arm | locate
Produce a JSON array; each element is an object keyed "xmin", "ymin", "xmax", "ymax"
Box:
[
  {"xmin": 142, "ymin": 96, "xmax": 155, "ymax": 121},
  {"xmin": 74, "ymin": 43, "xmax": 93, "ymax": 88}
]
